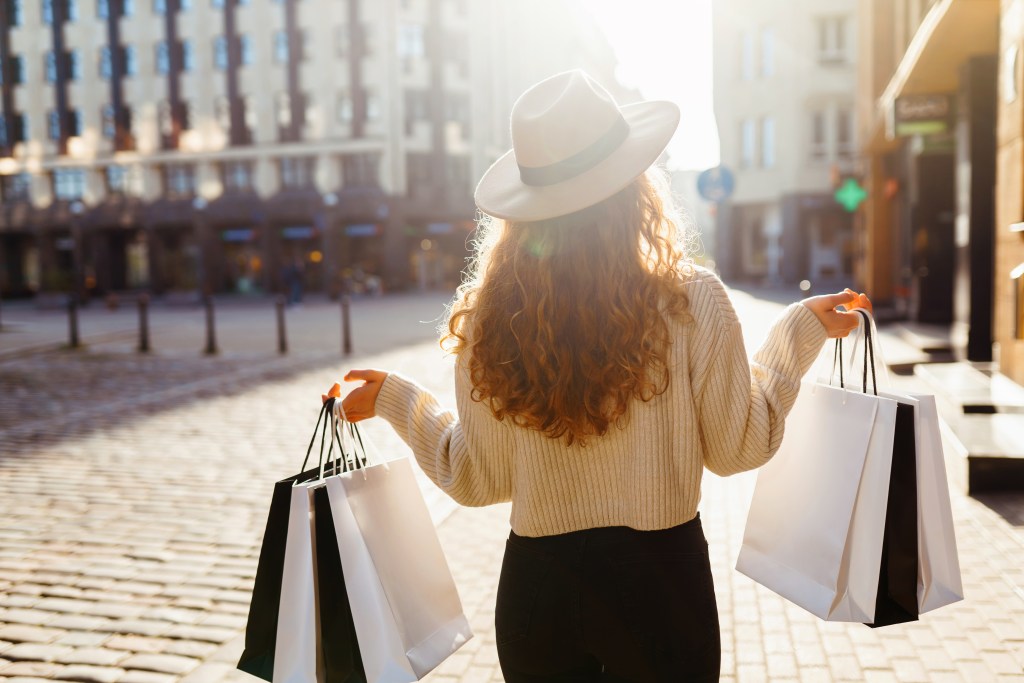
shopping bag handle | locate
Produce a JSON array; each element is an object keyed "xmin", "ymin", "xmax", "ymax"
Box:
[{"xmin": 832, "ymin": 310, "xmax": 877, "ymax": 396}]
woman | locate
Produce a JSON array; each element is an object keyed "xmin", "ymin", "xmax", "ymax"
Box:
[{"xmin": 341, "ymin": 71, "xmax": 863, "ymax": 682}]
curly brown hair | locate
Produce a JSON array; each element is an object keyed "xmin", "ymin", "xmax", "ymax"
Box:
[{"xmin": 442, "ymin": 169, "xmax": 694, "ymax": 446}]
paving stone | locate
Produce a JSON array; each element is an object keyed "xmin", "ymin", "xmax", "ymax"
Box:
[
  {"xmin": 163, "ymin": 640, "xmax": 218, "ymax": 659},
  {"xmin": 53, "ymin": 664, "xmax": 126, "ymax": 683},
  {"xmin": 117, "ymin": 654, "xmax": 200, "ymax": 675},
  {"xmin": 116, "ymin": 671, "xmax": 178, "ymax": 683},
  {"xmin": 0, "ymin": 625, "xmax": 65, "ymax": 644},
  {"xmin": 1, "ymin": 660, "xmax": 66, "ymax": 677},
  {"xmin": 103, "ymin": 636, "xmax": 173, "ymax": 654},
  {"xmin": 54, "ymin": 648, "xmax": 128, "ymax": 666},
  {"xmin": 164, "ymin": 625, "xmax": 236, "ymax": 644},
  {"xmin": 2, "ymin": 642, "xmax": 76, "ymax": 662}
]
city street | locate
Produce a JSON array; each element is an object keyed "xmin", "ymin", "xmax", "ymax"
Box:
[{"xmin": 1, "ymin": 287, "xmax": 1024, "ymax": 682}]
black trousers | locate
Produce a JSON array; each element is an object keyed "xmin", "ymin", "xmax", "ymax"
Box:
[{"xmin": 495, "ymin": 514, "xmax": 721, "ymax": 683}]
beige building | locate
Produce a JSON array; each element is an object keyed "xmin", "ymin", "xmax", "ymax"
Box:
[
  {"xmin": 0, "ymin": 0, "xmax": 623, "ymax": 299},
  {"xmin": 712, "ymin": 0, "xmax": 858, "ymax": 290}
]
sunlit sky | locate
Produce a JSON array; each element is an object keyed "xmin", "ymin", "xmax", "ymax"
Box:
[{"xmin": 587, "ymin": 0, "xmax": 721, "ymax": 172}]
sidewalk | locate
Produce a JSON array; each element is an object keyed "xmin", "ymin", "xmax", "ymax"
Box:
[{"xmin": 1, "ymin": 290, "xmax": 1024, "ymax": 682}]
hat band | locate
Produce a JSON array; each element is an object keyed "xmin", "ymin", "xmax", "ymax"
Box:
[{"xmin": 518, "ymin": 116, "xmax": 630, "ymax": 187}]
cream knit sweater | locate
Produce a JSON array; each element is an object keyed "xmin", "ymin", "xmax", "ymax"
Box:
[{"xmin": 375, "ymin": 268, "xmax": 828, "ymax": 537}]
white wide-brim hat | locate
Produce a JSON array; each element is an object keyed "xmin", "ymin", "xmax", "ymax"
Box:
[{"xmin": 475, "ymin": 70, "xmax": 680, "ymax": 223}]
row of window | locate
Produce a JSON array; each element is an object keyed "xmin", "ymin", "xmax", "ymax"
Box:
[
  {"xmin": 737, "ymin": 108, "xmax": 853, "ymax": 170},
  {"xmin": 0, "ymin": 86, "xmax": 470, "ymax": 148},
  {"xmin": 738, "ymin": 16, "xmax": 850, "ymax": 81},
  {"xmin": 0, "ymin": 24, "xmax": 467, "ymax": 85},
  {"xmin": 0, "ymin": 154, "xmax": 383, "ymax": 203},
  {"xmin": 5, "ymin": 0, "xmax": 466, "ymax": 25}
]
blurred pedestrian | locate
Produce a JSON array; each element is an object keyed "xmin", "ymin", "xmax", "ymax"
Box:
[{"xmin": 341, "ymin": 70, "xmax": 865, "ymax": 682}]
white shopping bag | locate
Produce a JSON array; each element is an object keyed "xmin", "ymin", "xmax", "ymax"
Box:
[
  {"xmin": 886, "ymin": 391, "xmax": 964, "ymax": 613},
  {"xmin": 324, "ymin": 456, "xmax": 473, "ymax": 683},
  {"xmin": 736, "ymin": 380, "xmax": 899, "ymax": 622},
  {"xmin": 273, "ymin": 485, "xmax": 321, "ymax": 683}
]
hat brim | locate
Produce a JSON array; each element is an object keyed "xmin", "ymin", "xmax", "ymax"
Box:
[{"xmin": 474, "ymin": 100, "xmax": 681, "ymax": 223}]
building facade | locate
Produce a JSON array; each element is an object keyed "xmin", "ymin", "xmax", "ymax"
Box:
[
  {"xmin": 712, "ymin": 0, "xmax": 858, "ymax": 290},
  {"xmin": 0, "ymin": 0, "xmax": 623, "ymax": 301},
  {"xmin": 856, "ymin": 0, "xmax": 999, "ymax": 354}
]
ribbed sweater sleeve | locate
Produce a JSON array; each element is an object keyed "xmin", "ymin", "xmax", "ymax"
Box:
[
  {"xmin": 693, "ymin": 276, "xmax": 827, "ymax": 476},
  {"xmin": 374, "ymin": 358, "xmax": 512, "ymax": 507}
]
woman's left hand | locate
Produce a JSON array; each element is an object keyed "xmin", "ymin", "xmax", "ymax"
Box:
[{"xmin": 340, "ymin": 369, "xmax": 389, "ymax": 422}]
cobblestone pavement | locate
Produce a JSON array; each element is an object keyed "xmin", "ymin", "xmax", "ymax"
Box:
[{"xmin": 1, "ymin": 290, "xmax": 1024, "ymax": 682}]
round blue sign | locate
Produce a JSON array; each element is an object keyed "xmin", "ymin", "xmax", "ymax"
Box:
[{"xmin": 697, "ymin": 166, "xmax": 736, "ymax": 203}]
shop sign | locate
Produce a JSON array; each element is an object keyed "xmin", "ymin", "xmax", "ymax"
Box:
[
  {"xmin": 427, "ymin": 222, "xmax": 453, "ymax": 235},
  {"xmin": 892, "ymin": 94, "xmax": 953, "ymax": 137},
  {"xmin": 281, "ymin": 226, "xmax": 316, "ymax": 240},
  {"xmin": 345, "ymin": 223, "xmax": 379, "ymax": 237},
  {"xmin": 222, "ymin": 228, "xmax": 256, "ymax": 242}
]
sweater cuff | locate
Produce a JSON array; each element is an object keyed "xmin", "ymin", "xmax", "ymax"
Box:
[
  {"xmin": 374, "ymin": 372, "xmax": 421, "ymax": 427},
  {"xmin": 787, "ymin": 302, "xmax": 829, "ymax": 370}
]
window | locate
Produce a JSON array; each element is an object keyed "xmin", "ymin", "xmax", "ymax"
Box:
[
  {"xmin": 398, "ymin": 23, "xmax": 425, "ymax": 62},
  {"xmin": 760, "ymin": 28, "xmax": 775, "ymax": 78},
  {"xmin": 1, "ymin": 173, "xmax": 33, "ymax": 201},
  {"xmin": 222, "ymin": 160, "xmax": 254, "ymax": 192},
  {"xmin": 97, "ymin": 0, "xmax": 108, "ymax": 18},
  {"xmin": 811, "ymin": 111, "xmax": 827, "ymax": 160},
  {"xmin": 274, "ymin": 31, "xmax": 289, "ymax": 63},
  {"xmin": 212, "ymin": 0, "xmax": 223, "ymax": 7},
  {"xmin": 445, "ymin": 92, "xmax": 469, "ymax": 129},
  {"xmin": 214, "ymin": 36, "xmax": 228, "ymax": 69},
  {"xmin": 45, "ymin": 51, "xmax": 57, "ymax": 82},
  {"xmin": 153, "ymin": 0, "xmax": 165, "ymax": 12},
  {"xmin": 122, "ymin": 0, "xmax": 134, "ymax": 17},
  {"xmin": 406, "ymin": 153, "xmax": 432, "ymax": 196},
  {"xmin": 102, "ymin": 104, "xmax": 116, "ymax": 138},
  {"xmin": 740, "ymin": 30, "xmax": 754, "ymax": 81},
  {"xmin": 276, "ymin": 92, "xmax": 292, "ymax": 127},
  {"xmin": 817, "ymin": 16, "xmax": 847, "ymax": 64},
  {"xmin": 342, "ymin": 153, "xmax": 378, "ymax": 187},
  {"xmin": 99, "ymin": 46, "xmax": 112, "ymax": 78},
  {"xmin": 837, "ymin": 108, "xmax": 853, "ymax": 158},
  {"xmin": 761, "ymin": 117, "xmax": 775, "ymax": 168},
  {"xmin": 182, "ymin": 40, "xmax": 195, "ymax": 71},
  {"xmin": 156, "ymin": 41, "xmax": 170, "ymax": 74},
  {"xmin": 124, "ymin": 45, "xmax": 137, "ymax": 76},
  {"xmin": 43, "ymin": 0, "xmax": 53, "ymax": 23},
  {"xmin": 337, "ymin": 92, "xmax": 353, "ymax": 123},
  {"xmin": 240, "ymin": 35, "xmax": 254, "ymax": 65},
  {"xmin": 12, "ymin": 113, "xmax": 28, "ymax": 143},
  {"xmin": 446, "ymin": 156, "xmax": 469, "ymax": 195},
  {"xmin": 214, "ymin": 96, "xmax": 230, "ymax": 129},
  {"xmin": 67, "ymin": 0, "xmax": 78, "ymax": 20},
  {"xmin": 10, "ymin": 55, "xmax": 26, "ymax": 85},
  {"xmin": 68, "ymin": 50, "xmax": 82, "ymax": 80},
  {"xmin": 740, "ymin": 119, "xmax": 756, "ymax": 168},
  {"xmin": 279, "ymin": 156, "xmax": 315, "ymax": 189},
  {"xmin": 48, "ymin": 110, "xmax": 61, "ymax": 140},
  {"xmin": 53, "ymin": 168, "xmax": 86, "ymax": 200},
  {"xmin": 179, "ymin": 0, "xmax": 191, "ymax": 10},
  {"xmin": 163, "ymin": 164, "xmax": 196, "ymax": 197},
  {"xmin": 106, "ymin": 165, "xmax": 143, "ymax": 196},
  {"xmin": 68, "ymin": 109, "xmax": 83, "ymax": 137},
  {"xmin": 366, "ymin": 91, "xmax": 380, "ymax": 121},
  {"xmin": 9, "ymin": 0, "xmax": 25, "ymax": 25}
]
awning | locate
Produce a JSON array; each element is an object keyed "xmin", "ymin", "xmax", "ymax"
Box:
[{"xmin": 871, "ymin": 0, "xmax": 999, "ymax": 145}]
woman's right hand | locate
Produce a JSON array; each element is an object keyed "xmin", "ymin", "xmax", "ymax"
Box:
[{"xmin": 801, "ymin": 290, "xmax": 864, "ymax": 338}]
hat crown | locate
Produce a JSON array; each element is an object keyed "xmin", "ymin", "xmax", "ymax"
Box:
[{"xmin": 511, "ymin": 71, "xmax": 623, "ymax": 169}]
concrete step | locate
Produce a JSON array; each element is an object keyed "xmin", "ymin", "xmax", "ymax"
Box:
[
  {"xmin": 896, "ymin": 322, "xmax": 956, "ymax": 356},
  {"xmin": 939, "ymin": 412, "xmax": 1024, "ymax": 494},
  {"xmin": 915, "ymin": 362, "xmax": 1024, "ymax": 414}
]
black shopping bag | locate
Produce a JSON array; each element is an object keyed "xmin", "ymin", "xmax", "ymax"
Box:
[
  {"xmin": 866, "ymin": 400, "xmax": 920, "ymax": 628},
  {"xmin": 237, "ymin": 400, "xmax": 345, "ymax": 681},
  {"xmin": 312, "ymin": 485, "xmax": 367, "ymax": 683}
]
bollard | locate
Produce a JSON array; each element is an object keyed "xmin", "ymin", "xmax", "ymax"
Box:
[
  {"xmin": 276, "ymin": 295, "xmax": 288, "ymax": 355},
  {"xmin": 204, "ymin": 295, "xmax": 218, "ymax": 355},
  {"xmin": 341, "ymin": 294, "xmax": 352, "ymax": 356},
  {"xmin": 67, "ymin": 293, "xmax": 81, "ymax": 348},
  {"xmin": 137, "ymin": 293, "xmax": 151, "ymax": 353}
]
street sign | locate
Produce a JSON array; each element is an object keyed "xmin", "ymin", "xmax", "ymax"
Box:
[
  {"xmin": 835, "ymin": 178, "xmax": 867, "ymax": 212},
  {"xmin": 697, "ymin": 166, "xmax": 736, "ymax": 203}
]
